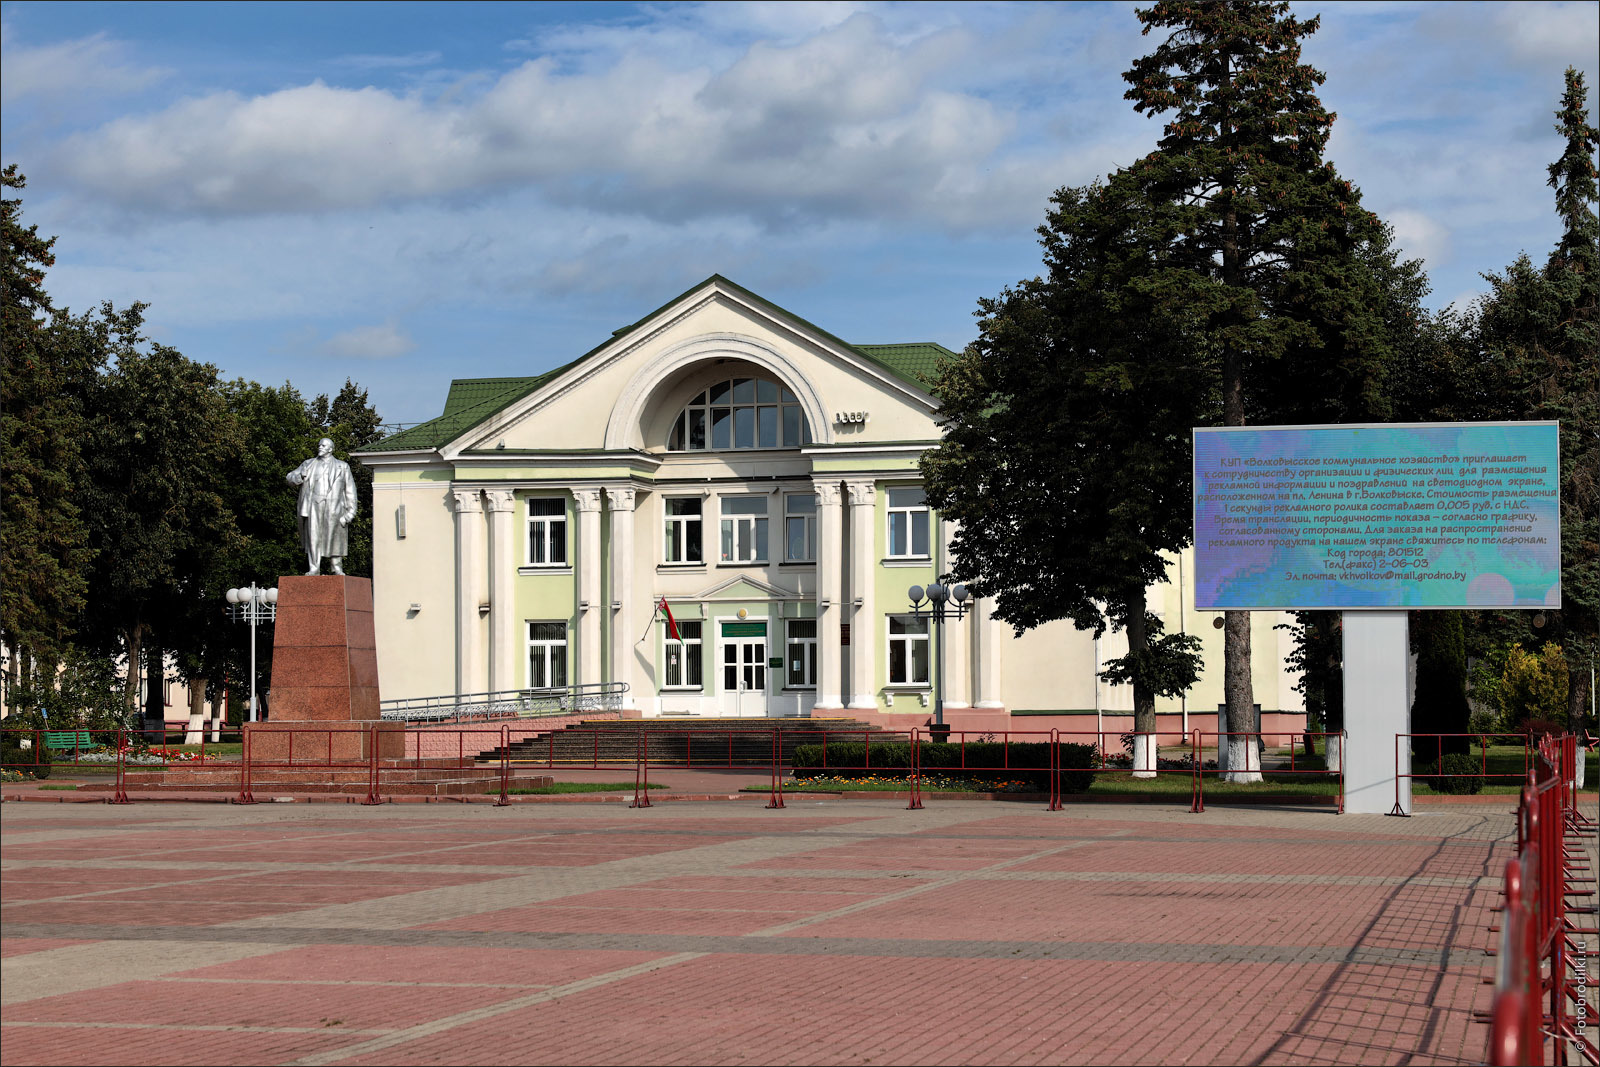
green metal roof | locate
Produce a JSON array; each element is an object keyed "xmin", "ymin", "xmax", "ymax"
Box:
[
  {"xmin": 851, "ymin": 343, "xmax": 955, "ymax": 389},
  {"xmin": 359, "ymin": 276, "xmax": 956, "ymax": 455}
]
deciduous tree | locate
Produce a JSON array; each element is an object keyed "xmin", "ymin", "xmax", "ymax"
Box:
[{"xmin": 922, "ymin": 180, "xmax": 1208, "ymax": 774}]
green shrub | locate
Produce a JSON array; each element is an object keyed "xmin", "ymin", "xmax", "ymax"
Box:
[
  {"xmin": 792, "ymin": 739, "xmax": 1097, "ymax": 793},
  {"xmin": 1415, "ymin": 753, "xmax": 1482, "ymax": 795},
  {"xmin": 0, "ymin": 739, "xmax": 51, "ymax": 780}
]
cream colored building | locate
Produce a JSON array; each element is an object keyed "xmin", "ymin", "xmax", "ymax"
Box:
[{"xmin": 357, "ymin": 276, "xmax": 1304, "ymax": 736}]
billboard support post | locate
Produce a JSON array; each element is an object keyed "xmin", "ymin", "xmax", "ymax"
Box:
[{"xmin": 1342, "ymin": 610, "xmax": 1412, "ymax": 815}]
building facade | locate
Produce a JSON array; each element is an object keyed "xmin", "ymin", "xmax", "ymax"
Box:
[{"xmin": 357, "ymin": 277, "xmax": 1305, "ymax": 737}]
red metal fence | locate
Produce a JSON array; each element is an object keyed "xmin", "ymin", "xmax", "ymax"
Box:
[{"xmin": 1486, "ymin": 733, "xmax": 1597, "ymax": 1066}]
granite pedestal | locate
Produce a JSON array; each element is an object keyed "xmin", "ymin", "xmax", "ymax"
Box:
[{"xmin": 252, "ymin": 575, "xmax": 403, "ymax": 761}]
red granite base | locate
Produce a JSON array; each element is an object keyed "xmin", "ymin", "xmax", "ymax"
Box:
[
  {"xmin": 268, "ymin": 575, "xmax": 380, "ymax": 722},
  {"xmin": 246, "ymin": 721, "xmax": 406, "ymax": 761}
]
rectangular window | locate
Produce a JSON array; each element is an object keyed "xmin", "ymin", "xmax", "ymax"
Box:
[
  {"xmin": 784, "ymin": 493, "xmax": 817, "ymax": 562},
  {"xmin": 719, "ymin": 496, "xmax": 769, "ymax": 563},
  {"xmin": 786, "ymin": 619, "xmax": 817, "ymax": 688},
  {"xmin": 664, "ymin": 620, "xmax": 703, "ymax": 688},
  {"xmin": 887, "ymin": 487, "xmax": 930, "ymax": 558},
  {"xmin": 527, "ymin": 498, "xmax": 568, "ymax": 566},
  {"xmin": 664, "ymin": 498, "xmax": 703, "ymax": 563},
  {"xmin": 527, "ymin": 622, "xmax": 568, "ymax": 689},
  {"xmin": 887, "ymin": 616, "xmax": 930, "ymax": 686}
]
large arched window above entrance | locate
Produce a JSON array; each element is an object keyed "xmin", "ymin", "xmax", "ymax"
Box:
[{"xmin": 666, "ymin": 376, "xmax": 813, "ymax": 451}]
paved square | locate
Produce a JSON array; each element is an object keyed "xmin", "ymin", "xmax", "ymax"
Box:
[{"xmin": 1, "ymin": 797, "xmax": 1575, "ymax": 1065}]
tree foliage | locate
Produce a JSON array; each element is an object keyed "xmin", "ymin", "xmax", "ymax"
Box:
[
  {"xmin": 922, "ymin": 179, "xmax": 1209, "ymax": 739},
  {"xmin": 1, "ymin": 165, "xmax": 97, "ymax": 672},
  {"xmin": 1463, "ymin": 68, "xmax": 1599, "ymax": 727},
  {"xmin": 73, "ymin": 307, "xmax": 245, "ymax": 717},
  {"xmin": 1410, "ymin": 612, "xmax": 1471, "ymax": 761},
  {"xmin": 1501, "ymin": 643, "xmax": 1571, "ymax": 729},
  {"xmin": 1120, "ymin": 1, "xmax": 1402, "ymax": 764}
]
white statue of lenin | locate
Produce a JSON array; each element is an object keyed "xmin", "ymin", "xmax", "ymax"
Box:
[{"xmin": 286, "ymin": 437, "xmax": 357, "ymax": 576}]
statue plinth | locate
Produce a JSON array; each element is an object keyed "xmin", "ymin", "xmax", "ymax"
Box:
[{"xmin": 253, "ymin": 576, "xmax": 402, "ymax": 760}]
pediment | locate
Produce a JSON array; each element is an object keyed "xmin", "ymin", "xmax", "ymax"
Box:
[
  {"xmin": 692, "ymin": 574, "xmax": 805, "ymax": 602},
  {"xmin": 439, "ymin": 276, "xmax": 942, "ymax": 459}
]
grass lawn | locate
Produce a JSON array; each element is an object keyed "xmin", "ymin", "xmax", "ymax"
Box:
[{"xmin": 502, "ymin": 781, "xmax": 668, "ymax": 795}]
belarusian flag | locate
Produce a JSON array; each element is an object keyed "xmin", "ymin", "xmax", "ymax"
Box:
[{"xmin": 656, "ymin": 596, "xmax": 680, "ymax": 641}]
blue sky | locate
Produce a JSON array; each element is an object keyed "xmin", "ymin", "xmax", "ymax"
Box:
[{"xmin": 3, "ymin": 1, "xmax": 1597, "ymax": 426}]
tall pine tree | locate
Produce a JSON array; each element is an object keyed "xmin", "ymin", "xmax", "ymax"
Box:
[
  {"xmin": 1472, "ymin": 68, "xmax": 1599, "ymax": 728},
  {"xmin": 1122, "ymin": 1, "xmax": 1394, "ymax": 777},
  {"xmin": 0, "ymin": 166, "xmax": 98, "ymax": 685}
]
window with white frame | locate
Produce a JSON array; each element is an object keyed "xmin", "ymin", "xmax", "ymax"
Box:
[
  {"xmin": 719, "ymin": 496, "xmax": 769, "ymax": 563},
  {"xmin": 667, "ymin": 377, "xmax": 811, "ymax": 452},
  {"xmin": 886, "ymin": 487, "xmax": 930, "ymax": 558},
  {"xmin": 887, "ymin": 616, "xmax": 930, "ymax": 686},
  {"xmin": 526, "ymin": 498, "xmax": 568, "ymax": 566},
  {"xmin": 664, "ymin": 620, "xmax": 703, "ymax": 688},
  {"xmin": 663, "ymin": 498, "xmax": 703, "ymax": 563},
  {"xmin": 784, "ymin": 493, "xmax": 816, "ymax": 562},
  {"xmin": 786, "ymin": 619, "xmax": 817, "ymax": 688},
  {"xmin": 527, "ymin": 622, "xmax": 568, "ymax": 689}
]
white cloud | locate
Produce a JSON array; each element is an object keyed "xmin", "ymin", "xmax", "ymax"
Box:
[
  {"xmin": 46, "ymin": 11, "xmax": 1091, "ymax": 233},
  {"xmin": 1493, "ymin": 1, "xmax": 1600, "ymax": 68},
  {"xmin": 330, "ymin": 50, "xmax": 443, "ymax": 70},
  {"xmin": 0, "ymin": 27, "xmax": 168, "ymax": 100},
  {"xmin": 1388, "ymin": 209, "xmax": 1453, "ymax": 269},
  {"xmin": 320, "ymin": 321, "xmax": 415, "ymax": 359}
]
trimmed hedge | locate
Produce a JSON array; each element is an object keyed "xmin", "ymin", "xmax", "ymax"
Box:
[
  {"xmin": 1415, "ymin": 752, "xmax": 1483, "ymax": 795},
  {"xmin": 792, "ymin": 740, "xmax": 1097, "ymax": 794}
]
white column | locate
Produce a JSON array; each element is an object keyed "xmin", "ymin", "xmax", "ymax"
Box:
[
  {"xmin": 813, "ymin": 480, "xmax": 844, "ymax": 710},
  {"xmin": 451, "ymin": 488, "xmax": 485, "ymax": 696},
  {"xmin": 940, "ymin": 518, "xmax": 970, "ymax": 709},
  {"xmin": 606, "ymin": 486, "xmax": 638, "ymax": 707},
  {"xmin": 973, "ymin": 594, "xmax": 1004, "ymax": 709},
  {"xmin": 1343, "ymin": 610, "xmax": 1411, "ymax": 814},
  {"xmin": 485, "ymin": 490, "xmax": 516, "ymax": 693},
  {"xmin": 845, "ymin": 480, "xmax": 877, "ymax": 710},
  {"xmin": 573, "ymin": 488, "xmax": 603, "ymax": 687}
]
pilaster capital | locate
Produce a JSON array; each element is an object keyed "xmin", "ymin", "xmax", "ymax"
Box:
[
  {"xmin": 604, "ymin": 486, "xmax": 638, "ymax": 512},
  {"xmin": 813, "ymin": 480, "xmax": 842, "ymax": 507},
  {"xmin": 450, "ymin": 489, "xmax": 483, "ymax": 514},
  {"xmin": 484, "ymin": 489, "xmax": 516, "ymax": 513},
  {"xmin": 572, "ymin": 488, "xmax": 603, "ymax": 513},
  {"xmin": 844, "ymin": 479, "xmax": 877, "ymax": 507}
]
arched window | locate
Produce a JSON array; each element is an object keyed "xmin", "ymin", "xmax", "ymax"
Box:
[{"xmin": 667, "ymin": 377, "xmax": 811, "ymax": 451}]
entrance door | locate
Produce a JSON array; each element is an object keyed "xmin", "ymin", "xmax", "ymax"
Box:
[{"xmin": 721, "ymin": 621, "xmax": 767, "ymax": 717}]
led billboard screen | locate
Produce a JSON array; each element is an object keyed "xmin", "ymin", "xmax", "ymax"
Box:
[{"xmin": 1193, "ymin": 422, "xmax": 1560, "ymax": 610}]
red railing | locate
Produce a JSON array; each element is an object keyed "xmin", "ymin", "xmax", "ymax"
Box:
[
  {"xmin": 1189, "ymin": 730, "xmax": 1345, "ymax": 814},
  {"xmin": 1485, "ymin": 733, "xmax": 1597, "ymax": 1067},
  {"xmin": 1389, "ymin": 733, "xmax": 1538, "ymax": 815}
]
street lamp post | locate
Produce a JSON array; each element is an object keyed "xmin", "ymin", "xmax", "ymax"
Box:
[
  {"xmin": 907, "ymin": 582, "xmax": 973, "ymax": 742},
  {"xmin": 225, "ymin": 584, "xmax": 279, "ymax": 723}
]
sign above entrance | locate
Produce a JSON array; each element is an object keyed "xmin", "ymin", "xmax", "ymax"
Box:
[
  {"xmin": 722, "ymin": 621, "xmax": 767, "ymax": 637},
  {"xmin": 1193, "ymin": 422, "xmax": 1561, "ymax": 610}
]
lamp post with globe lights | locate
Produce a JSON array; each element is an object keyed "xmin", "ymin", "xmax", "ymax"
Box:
[
  {"xmin": 906, "ymin": 581, "xmax": 972, "ymax": 743},
  {"xmin": 225, "ymin": 584, "xmax": 278, "ymax": 723}
]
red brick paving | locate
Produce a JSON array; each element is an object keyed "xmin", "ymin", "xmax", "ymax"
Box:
[
  {"xmin": 5, "ymin": 796, "xmax": 1590, "ymax": 1066},
  {"xmin": 0, "ymin": 937, "xmax": 90, "ymax": 959}
]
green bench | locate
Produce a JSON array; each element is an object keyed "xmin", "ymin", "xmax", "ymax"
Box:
[{"xmin": 42, "ymin": 730, "xmax": 94, "ymax": 753}]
